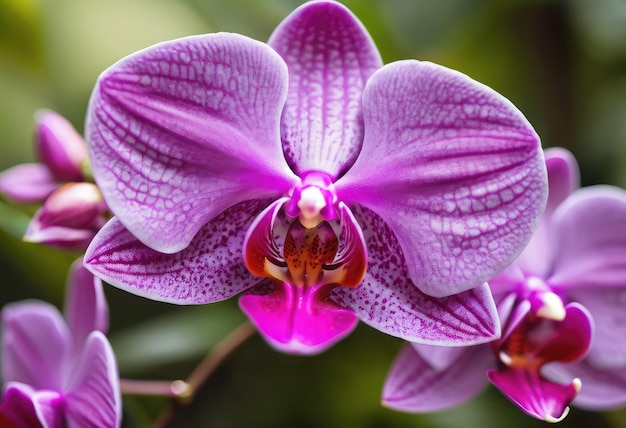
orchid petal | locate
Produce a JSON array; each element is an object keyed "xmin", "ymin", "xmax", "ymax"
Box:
[
  {"xmin": 549, "ymin": 185, "xmax": 626, "ymax": 289},
  {"xmin": 0, "ymin": 383, "xmax": 50, "ymax": 428},
  {"xmin": 382, "ymin": 344, "xmax": 492, "ymax": 412},
  {"xmin": 1, "ymin": 302, "xmax": 71, "ymax": 390},
  {"xmin": 0, "ymin": 164, "xmax": 59, "ymax": 203},
  {"xmin": 65, "ymin": 332, "xmax": 121, "ymax": 428},
  {"xmin": 544, "ymin": 361, "xmax": 626, "ymax": 410},
  {"xmin": 23, "ymin": 225, "xmax": 96, "ymax": 251},
  {"xmin": 35, "ymin": 110, "xmax": 87, "ymax": 182},
  {"xmin": 512, "ymin": 148, "xmax": 579, "ymax": 276},
  {"xmin": 268, "ymin": 1, "xmax": 382, "ymax": 178},
  {"xmin": 412, "ymin": 341, "xmax": 477, "ymax": 372},
  {"xmin": 336, "ymin": 60, "xmax": 546, "ymax": 297},
  {"xmin": 243, "ymin": 198, "xmax": 289, "ymax": 278},
  {"xmin": 331, "ymin": 206, "xmax": 500, "ymax": 345},
  {"xmin": 566, "ymin": 288, "xmax": 626, "ymax": 369},
  {"xmin": 87, "ymin": 33, "xmax": 298, "ymax": 253},
  {"xmin": 85, "ymin": 200, "xmax": 271, "ymax": 304},
  {"xmin": 487, "ymin": 367, "xmax": 579, "ymax": 422},
  {"xmin": 64, "ymin": 259, "xmax": 109, "ymax": 347},
  {"xmin": 239, "ymin": 281, "xmax": 358, "ymax": 355}
]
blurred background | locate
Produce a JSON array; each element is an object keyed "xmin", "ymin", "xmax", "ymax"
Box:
[{"xmin": 1, "ymin": 0, "xmax": 626, "ymax": 427}]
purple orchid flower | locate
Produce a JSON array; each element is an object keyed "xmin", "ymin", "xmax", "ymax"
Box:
[
  {"xmin": 383, "ymin": 147, "xmax": 626, "ymax": 421},
  {"xmin": 84, "ymin": 1, "xmax": 547, "ymax": 354},
  {"xmin": 0, "ymin": 110, "xmax": 88, "ymax": 203},
  {"xmin": 0, "ymin": 259, "xmax": 121, "ymax": 428}
]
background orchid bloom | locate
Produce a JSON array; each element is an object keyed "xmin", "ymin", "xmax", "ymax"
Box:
[
  {"xmin": 84, "ymin": 1, "xmax": 546, "ymax": 354},
  {"xmin": 383, "ymin": 147, "xmax": 626, "ymax": 421},
  {"xmin": 0, "ymin": 259, "xmax": 121, "ymax": 428},
  {"xmin": 0, "ymin": 110, "xmax": 88, "ymax": 204}
]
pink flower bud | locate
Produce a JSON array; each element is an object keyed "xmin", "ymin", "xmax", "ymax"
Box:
[
  {"xmin": 24, "ymin": 182, "xmax": 107, "ymax": 250},
  {"xmin": 35, "ymin": 110, "xmax": 87, "ymax": 182}
]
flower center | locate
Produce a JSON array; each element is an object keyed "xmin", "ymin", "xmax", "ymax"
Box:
[{"xmin": 285, "ymin": 171, "xmax": 338, "ymax": 228}]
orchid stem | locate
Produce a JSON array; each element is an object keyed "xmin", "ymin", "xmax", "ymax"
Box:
[
  {"xmin": 152, "ymin": 321, "xmax": 256, "ymax": 427},
  {"xmin": 120, "ymin": 379, "xmax": 191, "ymax": 399}
]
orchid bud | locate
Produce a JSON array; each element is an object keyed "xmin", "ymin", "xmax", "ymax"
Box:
[
  {"xmin": 35, "ymin": 110, "xmax": 88, "ymax": 182},
  {"xmin": 24, "ymin": 182, "xmax": 107, "ymax": 250}
]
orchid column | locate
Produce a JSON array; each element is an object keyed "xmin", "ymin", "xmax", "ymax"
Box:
[{"xmin": 84, "ymin": 1, "xmax": 547, "ymax": 354}]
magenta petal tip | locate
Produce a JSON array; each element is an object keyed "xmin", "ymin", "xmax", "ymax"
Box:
[{"xmin": 239, "ymin": 282, "xmax": 358, "ymax": 355}]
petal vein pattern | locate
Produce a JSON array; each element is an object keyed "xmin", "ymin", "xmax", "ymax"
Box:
[
  {"xmin": 87, "ymin": 33, "xmax": 298, "ymax": 254},
  {"xmin": 336, "ymin": 60, "xmax": 547, "ymax": 297}
]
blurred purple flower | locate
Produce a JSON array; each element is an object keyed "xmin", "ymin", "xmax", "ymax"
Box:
[
  {"xmin": 0, "ymin": 259, "xmax": 121, "ymax": 428},
  {"xmin": 84, "ymin": 1, "xmax": 546, "ymax": 354},
  {"xmin": 383, "ymin": 147, "xmax": 626, "ymax": 421},
  {"xmin": 0, "ymin": 110, "xmax": 88, "ymax": 203}
]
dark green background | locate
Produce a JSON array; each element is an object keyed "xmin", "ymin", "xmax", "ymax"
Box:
[{"xmin": 1, "ymin": 0, "xmax": 625, "ymax": 427}]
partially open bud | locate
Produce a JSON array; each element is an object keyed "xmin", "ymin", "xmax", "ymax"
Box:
[
  {"xmin": 35, "ymin": 110, "xmax": 87, "ymax": 182},
  {"xmin": 24, "ymin": 182, "xmax": 107, "ymax": 250}
]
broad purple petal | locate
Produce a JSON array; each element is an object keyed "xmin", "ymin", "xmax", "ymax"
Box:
[
  {"xmin": 413, "ymin": 342, "xmax": 475, "ymax": 372},
  {"xmin": 566, "ymin": 288, "xmax": 626, "ymax": 369},
  {"xmin": 35, "ymin": 110, "xmax": 87, "ymax": 182},
  {"xmin": 336, "ymin": 60, "xmax": 547, "ymax": 297},
  {"xmin": 85, "ymin": 200, "xmax": 271, "ymax": 304},
  {"xmin": 331, "ymin": 206, "xmax": 500, "ymax": 345},
  {"xmin": 239, "ymin": 281, "xmax": 358, "ymax": 355},
  {"xmin": 65, "ymin": 332, "xmax": 121, "ymax": 428},
  {"xmin": 87, "ymin": 33, "xmax": 298, "ymax": 254},
  {"xmin": 549, "ymin": 185, "xmax": 626, "ymax": 290},
  {"xmin": 1, "ymin": 302, "xmax": 71, "ymax": 390},
  {"xmin": 487, "ymin": 367, "xmax": 579, "ymax": 422},
  {"xmin": 65, "ymin": 258, "xmax": 109, "ymax": 347},
  {"xmin": 383, "ymin": 344, "xmax": 492, "ymax": 412},
  {"xmin": 0, "ymin": 164, "xmax": 59, "ymax": 203},
  {"xmin": 544, "ymin": 360, "xmax": 626, "ymax": 410},
  {"xmin": 268, "ymin": 1, "xmax": 382, "ymax": 178}
]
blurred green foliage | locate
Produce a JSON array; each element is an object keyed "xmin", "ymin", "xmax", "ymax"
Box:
[{"xmin": 1, "ymin": 0, "xmax": 626, "ymax": 427}]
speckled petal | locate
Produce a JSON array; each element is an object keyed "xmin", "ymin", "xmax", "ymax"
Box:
[
  {"xmin": 331, "ymin": 206, "xmax": 500, "ymax": 345},
  {"xmin": 0, "ymin": 163, "xmax": 59, "ymax": 203},
  {"xmin": 65, "ymin": 332, "xmax": 121, "ymax": 428},
  {"xmin": 549, "ymin": 185, "xmax": 626, "ymax": 290},
  {"xmin": 336, "ymin": 60, "xmax": 547, "ymax": 297},
  {"xmin": 1, "ymin": 302, "xmax": 71, "ymax": 390},
  {"xmin": 65, "ymin": 259, "xmax": 109, "ymax": 348},
  {"xmin": 382, "ymin": 343, "xmax": 492, "ymax": 412},
  {"xmin": 85, "ymin": 200, "xmax": 271, "ymax": 304},
  {"xmin": 87, "ymin": 33, "xmax": 298, "ymax": 254},
  {"xmin": 268, "ymin": 1, "xmax": 382, "ymax": 178}
]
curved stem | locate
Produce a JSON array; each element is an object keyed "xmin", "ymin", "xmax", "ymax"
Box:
[{"xmin": 152, "ymin": 321, "xmax": 256, "ymax": 427}]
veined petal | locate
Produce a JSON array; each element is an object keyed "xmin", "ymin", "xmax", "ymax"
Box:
[
  {"xmin": 239, "ymin": 281, "xmax": 358, "ymax": 355},
  {"xmin": 549, "ymin": 185, "xmax": 626, "ymax": 289},
  {"xmin": 65, "ymin": 332, "xmax": 121, "ymax": 428},
  {"xmin": 1, "ymin": 302, "xmax": 72, "ymax": 391},
  {"xmin": 487, "ymin": 367, "xmax": 579, "ymax": 422},
  {"xmin": 566, "ymin": 288, "xmax": 626, "ymax": 369},
  {"xmin": 64, "ymin": 258, "xmax": 109, "ymax": 348},
  {"xmin": 87, "ymin": 33, "xmax": 298, "ymax": 253},
  {"xmin": 382, "ymin": 344, "xmax": 492, "ymax": 412},
  {"xmin": 512, "ymin": 147, "xmax": 579, "ymax": 276},
  {"xmin": 543, "ymin": 360, "xmax": 626, "ymax": 410},
  {"xmin": 412, "ymin": 342, "xmax": 471, "ymax": 372},
  {"xmin": 0, "ymin": 164, "xmax": 59, "ymax": 203},
  {"xmin": 336, "ymin": 60, "xmax": 547, "ymax": 297},
  {"xmin": 268, "ymin": 1, "xmax": 382, "ymax": 178},
  {"xmin": 331, "ymin": 206, "xmax": 500, "ymax": 345},
  {"xmin": 85, "ymin": 200, "xmax": 271, "ymax": 304}
]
